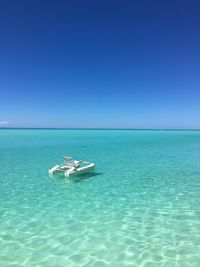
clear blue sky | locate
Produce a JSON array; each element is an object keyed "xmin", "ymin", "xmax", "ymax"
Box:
[{"xmin": 0, "ymin": 0, "xmax": 200, "ymax": 128}]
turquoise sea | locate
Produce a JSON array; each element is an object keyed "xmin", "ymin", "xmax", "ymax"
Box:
[{"xmin": 0, "ymin": 129, "xmax": 200, "ymax": 267}]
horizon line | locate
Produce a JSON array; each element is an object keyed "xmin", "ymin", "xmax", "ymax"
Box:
[{"xmin": 0, "ymin": 127, "xmax": 200, "ymax": 131}]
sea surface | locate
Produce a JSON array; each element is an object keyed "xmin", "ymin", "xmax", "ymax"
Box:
[{"xmin": 0, "ymin": 129, "xmax": 200, "ymax": 267}]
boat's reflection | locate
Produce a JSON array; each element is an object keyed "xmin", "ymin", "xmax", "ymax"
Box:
[
  {"xmin": 49, "ymin": 172, "xmax": 102, "ymax": 184},
  {"xmin": 71, "ymin": 172, "xmax": 102, "ymax": 183}
]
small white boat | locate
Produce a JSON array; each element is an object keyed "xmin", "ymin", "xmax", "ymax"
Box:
[{"xmin": 48, "ymin": 156, "xmax": 95, "ymax": 178}]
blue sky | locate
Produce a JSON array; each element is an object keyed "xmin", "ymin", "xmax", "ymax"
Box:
[{"xmin": 0, "ymin": 0, "xmax": 200, "ymax": 128}]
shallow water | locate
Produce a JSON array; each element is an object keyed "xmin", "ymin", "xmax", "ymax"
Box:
[{"xmin": 0, "ymin": 130, "xmax": 200, "ymax": 267}]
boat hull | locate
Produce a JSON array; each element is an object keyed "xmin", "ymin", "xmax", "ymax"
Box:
[
  {"xmin": 65, "ymin": 164, "xmax": 95, "ymax": 177},
  {"xmin": 48, "ymin": 157, "xmax": 95, "ymax": 178}
]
